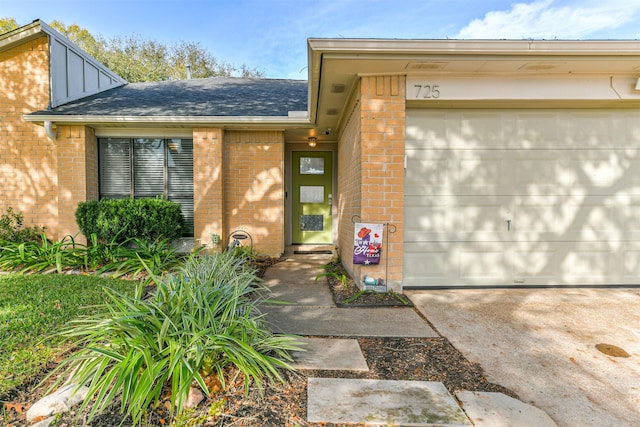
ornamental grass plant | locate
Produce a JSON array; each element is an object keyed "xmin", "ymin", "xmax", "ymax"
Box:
[{"xmin": 46, "ymin": 251, "xmax": 303, "ymax": 425}]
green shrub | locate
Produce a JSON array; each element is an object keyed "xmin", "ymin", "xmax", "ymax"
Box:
[
  {"xmin": 47, "ymin": 251, "xmax": 302, "ymax": 425},
  {"xmin": 0, "ymin": 234, "xmax": 86, "ymax": 273},
  {"xmin": 76, "ymin": 197, "xmax": 185, "ymax": 244},
  {"xmin": 98, "ymin": 237, "xmax": 186, "ymax": 282},
  {"xmin": 0, "ymin": 207, "xmax": 46, "ymax": 243}
]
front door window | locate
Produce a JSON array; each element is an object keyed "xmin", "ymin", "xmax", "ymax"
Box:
[{"xmin": 292, "ymin": 151, "xmax": 332, "ymax": 244}]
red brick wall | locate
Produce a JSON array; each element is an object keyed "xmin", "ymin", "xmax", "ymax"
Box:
[{"xmin": 0, "ymin": 36, "xmax": 58, "ymax": 236}]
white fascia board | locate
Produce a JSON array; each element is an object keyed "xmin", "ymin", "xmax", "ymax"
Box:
[
  {"xmin": 23, "ymin": 114, "xmax": 313, "ymax": 127},
  {"xmin": 307, "ymin": 38, "xmax": 640, "ymax": 56},
  {"xmin": 0, "ymin": 21, "xmax": 43, "ymax": 51}
]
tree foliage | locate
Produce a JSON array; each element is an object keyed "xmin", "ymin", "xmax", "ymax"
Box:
[
  {"xmin": 2, "ymin": 18, "xmax": 263, "ymax": 82},
  {"xmin": 0, "ymin": 17, "xmax": 18, "ymax": 34}
]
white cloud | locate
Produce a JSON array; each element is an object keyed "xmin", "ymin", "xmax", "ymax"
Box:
[{"xmin": 457, "ymin": 0, "xmax": 640, "ymax": 39}]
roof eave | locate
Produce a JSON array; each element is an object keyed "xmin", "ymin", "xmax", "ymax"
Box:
[
  {"xmin": 306, "ymin": 38, "xmax": 640, "ymax": 56},
  {"xmin": 0, "ymin": 20, "xmax": 45, "ymax": 52},
  {"xmin": 23, "ymin": 114, "xmax": 312, "ymax": 128}
]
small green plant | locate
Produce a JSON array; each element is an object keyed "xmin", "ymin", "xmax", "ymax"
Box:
[
  {"xmin": 98, "ymin": 237, "xmax": 185, "ymax": 282},
  {"xmin": 0, "ymin": 206, "xmax": 46, "ymax": 243},
  {"xmin": 315, "ymin": 263, "xmax": 350, "ymax": 288},
  {"xmin": 228, "ymin": 244, "xmax": 256, "ymax": 262},
  {"xmin": 342, "ymin": 289, "xmax": 370, "ymax": 304},
  {"xmin": 78, "ymin": 233, "xmax": 118, "ymax": 271},
  {"xmin": 0, "ymin": 234, "xmax": 85, "ymax": 273},
  {"xmin": 46, "ymin": 251, "xmax": 302, "ymax": 425}
]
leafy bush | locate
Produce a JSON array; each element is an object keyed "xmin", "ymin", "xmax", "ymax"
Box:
[
  {"xmin": 76, "ymin": 197, "xmax": 185, "ymax": 244},
  {"xmin": 48, "ymin": 251, "xmax": 302, "ymax": 425},
  {"xmin": 98, "ymin": 237, "xmax": 186, "ymax": 281},
  {"xmin": 0, "ymin": 234, "xmax": 86, "ymax": 273},
  {"xmin": 0, "ymin": 207, "xmax": 46, "ymax": 243}
]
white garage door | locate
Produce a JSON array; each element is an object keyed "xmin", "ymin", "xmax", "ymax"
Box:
[{"xmin": 404, "ymin": 109, "xmax": 640, "ymax": 287}]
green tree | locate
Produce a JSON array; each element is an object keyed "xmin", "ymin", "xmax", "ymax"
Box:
[
  {"xmin": 48, "ymin": 20, "xmax": 264, "ymax": 82},
  {"xmin": 49, "ymin": 20, "xmax": 102, "ymax": 56},
  {"xmin": 0, "ymin": 17, "xmax": 18, "ymax": 34}
]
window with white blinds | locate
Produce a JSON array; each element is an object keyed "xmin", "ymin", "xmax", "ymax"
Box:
[{"xmin": 99, "ymin": 138, "xmax": 194, "ymax": 235}]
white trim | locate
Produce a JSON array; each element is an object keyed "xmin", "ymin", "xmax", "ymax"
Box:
[
  {"xmin": 308, "ymin": 38, "xmax": 640, "ymax": 56},
  {"xmin": 94, "ymin": 127, "xmax": 193, "ymax": 138},
  {"xmin": 24, "ymin": 114, "xmax": 313, "ymax": 127}
]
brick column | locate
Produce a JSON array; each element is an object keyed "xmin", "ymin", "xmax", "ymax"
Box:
[
  {"xmin": 56, "ymin": 125, "xmax": 97, "ymax": 242},
  {"xmin": 358, "ymin": 75, "xmax": 405, "ymax": 290},
  {"xmin": 193, "ymin": 128, "xmax": 225, "ymax": 249}
]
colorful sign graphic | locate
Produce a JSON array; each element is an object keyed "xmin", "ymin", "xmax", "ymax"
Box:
[{"xmin": 353, "ymin": 223, "xmax": 383, "ymax": 265}]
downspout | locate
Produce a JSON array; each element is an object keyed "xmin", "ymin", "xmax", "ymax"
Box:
[{"xmin": 44, "ymin": 120, "xmax": 56, "ymax": 141}]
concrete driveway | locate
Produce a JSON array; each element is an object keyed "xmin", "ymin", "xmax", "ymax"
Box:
[{"xmin": 407, "ymin": 288, "xmax": 640, "ymax": 427}]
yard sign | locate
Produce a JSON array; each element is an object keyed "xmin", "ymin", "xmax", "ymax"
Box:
[{"xmin": 353, "ymin": 223, "xmax": 383, "ymax": 265}]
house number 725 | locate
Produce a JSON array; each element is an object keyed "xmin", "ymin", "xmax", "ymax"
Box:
[{"xmin": 414, "ymin": 84, "xmax": 440, "ymax": 99}]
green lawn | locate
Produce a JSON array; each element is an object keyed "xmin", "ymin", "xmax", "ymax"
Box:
[{"xmin": 0, "ymin": 273, "xmax": 136, "ymax": 397}]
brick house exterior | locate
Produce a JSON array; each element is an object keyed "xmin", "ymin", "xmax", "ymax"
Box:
[
  {"xmin": 3, "ymin": 21, "xmax": 640, "ymax": 290},
  {"xmin": 0, "ymin": 34, "xmax": 56, "ymax": 234}
]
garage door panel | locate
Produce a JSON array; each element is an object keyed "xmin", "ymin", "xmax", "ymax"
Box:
[
  {"xmin": 403, "ymin": 242, "xmax": 510, "ymax": 287},
  {"xmin": 513, "ymin": 112, "xmax": 567, "ymax": 149},
  {"xmin": 560, "ymin": 242, "xmax": 615, "ymax": 284},
  {"xmin": 511, "ymin": 149, "xmax": 640, "ymax": 195},
  {"xmin": 407, "ymin": 110, "xmax": 511, "ymax": 149},
  {"xmin": 405, "ymin": 152, "xmax": 455, "ymax": 194},
  {"xmin": 512, "ymin": 195, "xmax": 621, "ymax": 241},
  {"xmin": 624, "ymin": 159, "xmax": 640, "ymax": 192},
  {"xmin": 569, "ymin": 112, "xmax": 627, "ymax": 149},
  {"xmin": 622, "ymin": 242, "xmax": 640, "ymax": 281},
  {"xmin": 512, "ymin": 242, "xmax": 559, "ymax": 283},
  {"xmin": 512, "ymin": 241, "xmax": 634, "ymax": 285},
  {"xmin": 513, "ymin": 154, "xmax": 561, "ymax": 190},
  {"xmin": 404, "ymin": 109, "xmax": 640, "ymax": 288},
  {"xmin": 406, "ymin": 149, "xmax": 507, "ymax": 195},
  {"xmin": 625, "ymin": 198, "xmax": 640, "ymax": 237},
  {"xmin": 459, "ymin": 246, "xmax": 510, "ymax": 282},
  {"xmin": 403, "ymin": 243, "xmax": 450, "ymax": 281},
  {"xmin": 405, "ymin": 195, "xmax": 508, "ymax": 241}
]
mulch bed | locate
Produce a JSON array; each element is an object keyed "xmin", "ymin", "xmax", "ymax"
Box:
[
  {"xmin": 2, "ymin": 258, "xmax": 517, "ymax": 427},
  {"xmin": 321, "ymin": 261, "xmax": 414, "ymax": 307}
]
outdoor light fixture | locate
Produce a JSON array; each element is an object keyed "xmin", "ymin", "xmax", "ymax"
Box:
[
  {"xmin": 308, "ymin": 136, "xmax": 317, "ymax": 147},
  {"xmin": 635, "ymin": 77, "xmax": 640, "ymax": 91}
]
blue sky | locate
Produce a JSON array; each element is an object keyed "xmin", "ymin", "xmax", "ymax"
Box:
[{"xmin": 2, "ymin": 0, "xmax": 640, "ymax": 79}]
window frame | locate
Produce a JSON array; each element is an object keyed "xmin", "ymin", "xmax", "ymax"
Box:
[{"xmin": 98, "ymin": 137, "xmax": 194, "ymax": 236}]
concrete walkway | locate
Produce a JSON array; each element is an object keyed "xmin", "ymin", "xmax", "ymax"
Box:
[{"xmin": 262, "ymin": 253, "xmax": 557, "ymax": 426}]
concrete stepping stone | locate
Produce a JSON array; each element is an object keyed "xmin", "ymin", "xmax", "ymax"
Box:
[
  {"xmin": 291, "ymin": 337, "xmax": 369, "ymax": 371},
  {"xmin": 456, "ymin": 391, "xmax": 558, "ymax": 427},
  {"xmin": 308, "ymin": 378, "xmax": 471, "ymax": 426},
  {"xmin": 267, "ymin": 306, "xmax": 438, "ymax": 337}
]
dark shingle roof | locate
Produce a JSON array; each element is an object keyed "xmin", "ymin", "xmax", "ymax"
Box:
[{"xmin": 35, "ymin": 77, "xmax": 308, "ymax": 117}]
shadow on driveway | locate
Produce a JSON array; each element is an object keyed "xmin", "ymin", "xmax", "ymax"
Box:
[{"xmin": 408, "ymin": 288, "xmax": 640, "ymax": 427}]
